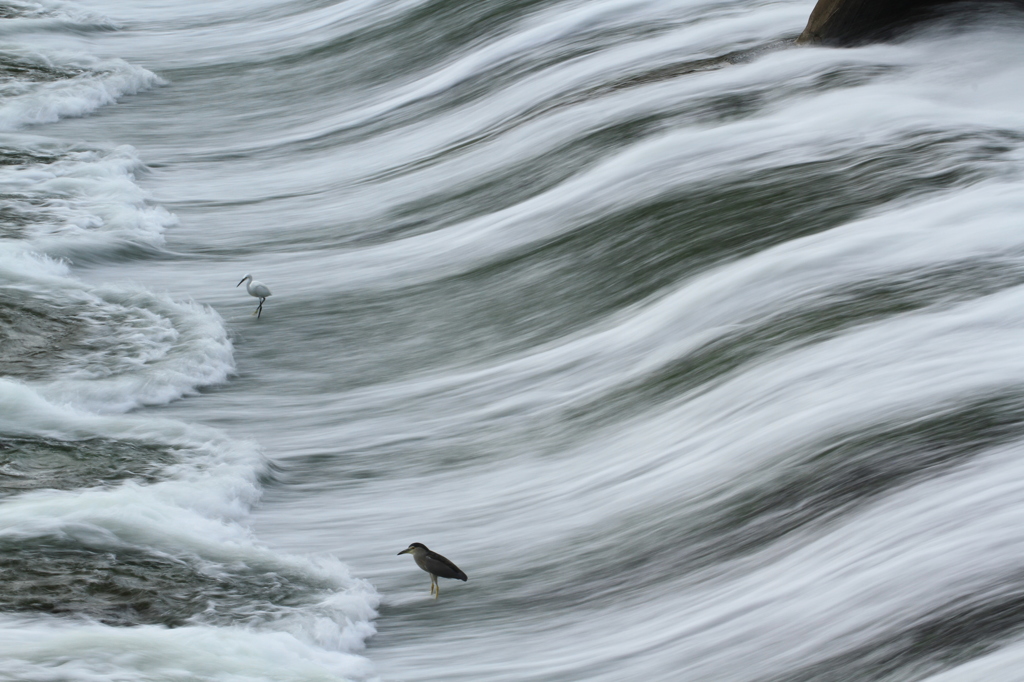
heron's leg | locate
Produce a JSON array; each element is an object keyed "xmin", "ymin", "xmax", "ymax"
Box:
[{"xmin": 431, "ymin": 574, "xmax": 439, "ymax": 599}]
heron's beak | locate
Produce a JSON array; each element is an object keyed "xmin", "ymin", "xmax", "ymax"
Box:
[{"xmin": 397, "ymin": 548, "xmax": 412, "ymax": 555}]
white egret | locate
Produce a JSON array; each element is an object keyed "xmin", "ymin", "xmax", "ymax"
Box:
[{"xmin": 237, "ymin": 274, "xmax": 271, "ymax": 318}]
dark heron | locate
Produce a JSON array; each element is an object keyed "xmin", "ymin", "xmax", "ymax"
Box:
[{"xmin": 398, "ymin": 542, "xmax": 467, "ymax": 598}]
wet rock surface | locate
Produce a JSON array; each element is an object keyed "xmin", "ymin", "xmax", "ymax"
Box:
[{"xmin": 799, "ymin": 0, "xmax": 1024, "ymax": 45}]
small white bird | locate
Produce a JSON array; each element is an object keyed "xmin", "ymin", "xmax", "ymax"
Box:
[{"xmin": 237, "ymin": 274, "xmax": 272, "ymax": 318}]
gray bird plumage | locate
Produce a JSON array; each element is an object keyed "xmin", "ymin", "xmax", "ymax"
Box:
[{"xmin": 398, "ymin": 542, "xmax": 467, "ymax": 598}]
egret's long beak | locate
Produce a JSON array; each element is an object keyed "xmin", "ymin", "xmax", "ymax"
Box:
[
  {"xmin": 236, "ymin": 278, "xmax": 245, "ymax": 287},
  {"xmin": 397, "ymin": 548, "xmax": 412, "ymax": 555}
]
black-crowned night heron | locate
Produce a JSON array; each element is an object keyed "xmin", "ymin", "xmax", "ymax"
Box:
[{"xmin": 398, "ymin": 542, "xmax": 468, "ymax": 598}]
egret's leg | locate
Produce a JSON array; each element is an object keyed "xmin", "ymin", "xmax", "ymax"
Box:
[{"xmin": 256, "ymin": 297, "xmax": 265, "ymax": 319}]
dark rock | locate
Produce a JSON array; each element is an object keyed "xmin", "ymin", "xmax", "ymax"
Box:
[{"xmin": 798, "ymin": 0, "xmax": 1024, "ymax": 45}]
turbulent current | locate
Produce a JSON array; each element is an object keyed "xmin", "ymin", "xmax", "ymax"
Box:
[{"xmin": 2, "ymin": 0, "xmax": 1024, "ymax": 680}]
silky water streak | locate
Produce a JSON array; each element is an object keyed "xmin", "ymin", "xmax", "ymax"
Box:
[{"xmin": 4, "ymin": 0, "xmax": 1024, "ymax": 681}]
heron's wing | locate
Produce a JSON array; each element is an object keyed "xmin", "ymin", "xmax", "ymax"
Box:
[{"xmin": 424, "ymin": 551, "xmax": 468, "ymax": 581}]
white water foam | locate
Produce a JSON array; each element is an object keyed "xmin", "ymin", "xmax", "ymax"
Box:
[
  {"xmin": 0, "ymin": 0, "xmax": 119, "ymax": 27},
  {"xmin": 0, "ymin": 378, "xmax": 380, "ymax": 677},
  {"xmin": 0, "ymin": 4, "xmax": 381, "ymax": 681},
  {"xmin": 0, "ymin": 615, "xmax": 378, "ymax": 682},
  {"xmin": 0, "ymin": 139, "xmax": 174, "ymax": 254},
  {"xmin": 1, "ymin": 248, "xmax": 234, "ymax": 413},
  {"xmin": 0, "ymin": 48, "xmax": 162, "ymax": 131}
]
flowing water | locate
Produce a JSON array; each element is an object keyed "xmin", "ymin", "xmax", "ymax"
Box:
[{"xmin": 3, "ymin": 0, "xmax": 1024, "ymax": 679}]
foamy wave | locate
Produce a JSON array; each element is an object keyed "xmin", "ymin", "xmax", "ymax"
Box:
[
  {"xmin": 0, "ymin": 249, "xmax": 234, "ymax": 414},
  {"xmin": 0, "ymin": 383, "xmax": 379, "ymax": 674},
  {"xmin": 0, "ymin": 0, "xmax": 118, "ymax": 26},
  {"xmin": 0, "ymin": 49, "xmax": 162, "ymax": 131},
  {"xmin": 0, "ymin": 141, "xmax": 174, "ymax": 253},
  {"xmin": 0, "ymin": 615, "xmax": 377, "ymax": 682},
  {"xmin": 39, "ymin": 290, "xmax": 235, "ymax": 413},
  {"xmin": 0, "ymin": 376, "xmax": 258, "ymax": 511}
]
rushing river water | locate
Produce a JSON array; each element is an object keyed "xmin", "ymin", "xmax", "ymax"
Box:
[{"xmin": 3, "ymin": 0, "xmax": 1024, "ymax": 680}]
